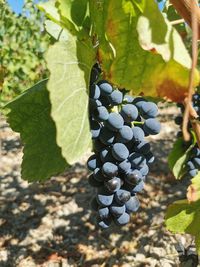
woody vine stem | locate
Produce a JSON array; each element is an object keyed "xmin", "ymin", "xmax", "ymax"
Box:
[{"xmin": 171, "ymin": 0, "xmax": 200, "ymax": 146}]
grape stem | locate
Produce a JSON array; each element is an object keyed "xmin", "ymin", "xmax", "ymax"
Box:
[
  {"xmin": 188, "ymin": 102, "xmax": 200, "ymax": 148},
  {"xmin": 132, "ymin": 121, "xmax": 144, "ymax": 125}
]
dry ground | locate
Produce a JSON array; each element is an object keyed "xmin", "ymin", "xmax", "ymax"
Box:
[{"xmin": 0, "ymin": 105, "xmax": 199, "ymax": 267}]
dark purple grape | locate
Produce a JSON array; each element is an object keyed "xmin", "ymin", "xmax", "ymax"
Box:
[
  {"xmin": 143, "ymin": 118, "xmax": 161, "ymax": 135},
  {"xmin": 112, "ymin": 143, "xmax": 129, "ymax": 161},
  {"xmin": 98, "ymin": 80, "xmax": 113, "ymax": 95},
  {"xmin": 121, "ymin": 104, "xmax": 138, "ymax": 122},
  {"xmin": 126, "ymin": 169, "xmax": 142, "ymax": 185},
  {"xmin": 114, "ymin": 212, "xmax": 130, "ymax": 225},
  {"xmin": 125, "ymin": 196, "xmax": 140, "ymax": 213},
  {"xmin": 102, "ymin": 162, "xmax": 118, "ymax": 178},
  {"xmin": 115, "ymin": 189, "xmax": 131, "ymax": 205},
  {"xmin": 104, "ymin": 177, "xmax": 121, "ymax": 192},
  {"xmin": 106, "ymin": 113, "xmax": 124, "ymax": 132},
  {"xmin": 110, "ymin": 203, "xmax": 125, "ymax": 217}
]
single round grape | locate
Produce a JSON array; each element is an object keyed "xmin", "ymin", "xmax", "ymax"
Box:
[
  {"xmin": 109, "ymin": 90, "xmax": 123, "ymax": 105},
  {"xmin": 123, "ymin": 95, "xmax": 134, "ymax": 103},
  {"xmin": 88, "ymin": 174, "xmax": 103, "ymax": 187},
  {"xmin": 121, "ymin": 104, "xmax": 138, "ymax": 122},
  {"xmin": 97, "ymin": 217, "xmax": 112, "ymax": 229},
  {"xmin": 87, "ymin": 154, "xmax": 101, "ymax": 171},
  {"xmin": 126, "ymin": 169, "xmax": 142, "ymax": 185},
  {"xmin": 93, "ymin": 106, "xmax": 109, "ymax": 121},
  {"xmin": 112, "ymin": 143, "xmax": 129, "ymax": 161},
  {"xmin": 131, "ymin": 180, "xmax": 145, "ymax": 194},
  {"xmin": 89, "ymin": 84, "xmax": 100, "ymax": 99},
  {"xmin": 193, "ymin": 93, "xmax": 200, "ymax": 101},
  {"xmin": 99, "ymin": 95, "xmax": 110, "ymax": 107},
  {"xmin": 192, "ymin": 147, "xmax": 200, "ymax": 157},
  {"xmin": 97, "ymin": 187, "xmax": 114, "ymax": 206},
  {"xmin": 186, "ymin": 160, "xmax": 195, "ymax": 170},
  {"xmin": 118, "ymin": 159, "xmax": 131, "ymax": 173},
  {"xmin": 98, "ymin": 207, "xmax": 110, "ymax": 219},
  {"xmin": 99, "ymin": 127, "xmax": 115, "ymax": 145},
  {"xmin": 140, "ymin": 164, "xmax": 149, "ymax": 176},
  {"xmin": 114, "ymin": 212, "xmax": 130, "ymax": 226},
  {"xmin": 98, "ymin": 80, "xmax": 113, "ymax": 95},
  {"xmin": 102, "ymin": 162, "xmax": 118, "ymax": 178},
  {"xmin": 129, "ymin": 152, "xmax": 146, "ymax": 167},
  {"xmin": 175, "ymin": 116, "xmax": 183, "ymax": 125},
  {"xmin": 140, "ymin": 101, "xmax": 158, "ymax": 119},
  {"xmin": 106, "ymin": 113, "xmax": 124, "ymax": 132},
  {"xmin": 115, "ymin": 189, "xmax": 131, "ymax": 205},
  {"xmin": 93, "ymin": 168, "xmax": 104, "ymax": 182},
  {"xmin": 104, "ymin": 177, "xmax": 121, "ymax": 192},
  {"xmin": 132, "ymin": 97, "xmax": 147, "ymax": 108},
  {"xmin": 188, "ymin": 169, "xmax": 198, "ymax": 177},
  {"xmin": 110, "ymin": 203, "xmax": 125, "ymax": 217},
  {"xmin": 90, "ymin": 120, "xmax": 101, "ymax": 139},
  {"xmin": 132, "ymin": 127, "xmax": 145, "ymax": 143},
  {"xmin": 143, "ymin": 118, "xmax": 161, "ymax": 135},
  {"xmin": 125, "ymin": 196, "xmax": 140, "ymax": 213},
  {"xmin": 135, "ymin": 141, "xmax": 150, "ymax": 155},
  {"xmin": 117, "ymin": 125, "xmax": 133, "ymax": 143},
  {"xmin": 145, "ymin": 152, "xmax": 155, "ymax": 164},
  {"xmin": 193, "ymin": 157, "xmax": 200, "ymax": 168},
  {"xmin": 100, "ymin": 147, "xmax": 115, "ymax": 163}
]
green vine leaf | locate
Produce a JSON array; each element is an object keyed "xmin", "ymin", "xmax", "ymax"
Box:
[
  {"xmin": 5, "ymin": 79, "xmax": 69, "ymax": 182},
  {"xmin": 37, "ymin": 0, "xmax": 77, "ymax": 34},
  {"xmin": 90, "ymin": 0, "xmax": 199, "ymax": 102},
  {"xmin": 187, "ymin": 173, "xmax": 200, "ymax": 203},
  {"xmin": 57, "ymin": 0, "xmax": 89, "ymax": 27},
  {"xmin": 165, "ymin": 199, "xmax": 200, "ymax": 254},
  {"xmin": 46, "ymin": 35, "xmax": 96, "ymax": 165},
  {"xmin": 45, "ymin": 20, "xmax": 69, "ymax": 41},
  {"xmin": 168, "ymin": 138, "xmax": 194, "ymax": 179}
]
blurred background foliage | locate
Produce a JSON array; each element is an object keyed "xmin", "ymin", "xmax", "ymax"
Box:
[
  {"xmin": 0, "ymin": 0, "xmax": 198, "ymax": 108},
  {"xmin": 0, "ymin": 0, "xmax": 50, "ymax": 107}
]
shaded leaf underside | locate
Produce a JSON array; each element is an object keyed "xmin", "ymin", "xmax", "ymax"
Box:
[{"xmin": 6, "ymin": 79, "xmax": 68, "ymax": 181}]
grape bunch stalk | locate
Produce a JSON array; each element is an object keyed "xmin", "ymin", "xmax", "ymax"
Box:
[
  {"xmin": 175, "ymin": 93, "xmax": 200, "ymax": 178},
  {"xmin": 87, "ymin": 63, "xmax": 161, "ymax": 229}
]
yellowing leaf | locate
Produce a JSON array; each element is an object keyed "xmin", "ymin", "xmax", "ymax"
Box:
[
  {"xmin": 91, "ymin": 0, "xmax": 199, "ymax": 102},
  {"xmin": 187, "ymin": 173, "xmax": 200, "ymax": 203}
]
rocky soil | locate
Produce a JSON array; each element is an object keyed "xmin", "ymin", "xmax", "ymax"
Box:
[{"xmin": 0, "ymin": 105, "xmax": 199, "ymax": 267}]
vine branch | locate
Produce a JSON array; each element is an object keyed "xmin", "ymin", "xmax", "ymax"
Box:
[
  {"xmin": 181, "ymin": 0, "xmax": 199, "ymax": 144},
  {"xmin": 170, "ymin": 0, "xmax": 200, "ymax": 38}
]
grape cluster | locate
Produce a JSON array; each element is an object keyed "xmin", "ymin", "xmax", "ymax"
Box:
[
  {"xmin": 87, "ymin": 64, "xmax": 161, "ymax": 229},
  {"xmin": 185, "ymin": 146, "xmax": 200, "ymax": 178},
  {"xmin": 175, "ymin": 93, "xmax": 200, "ymax": 178}
]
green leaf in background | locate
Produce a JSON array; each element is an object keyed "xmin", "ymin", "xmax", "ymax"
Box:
[
  {"xmin": 168, "ymin": 138, "xmax": 189, "ymax": 179},
  {"xmin": 37, "ymin": 0, "xmax": 77, "ymax": 34},
  {"xmin": 165, "ymin": 199, "xmax": 200, "ymax": 254},
  {"xmin": 5, "ymin": 79, "xmax": 69, "ymax": 182},
  {"xmin": 1, "ymin": 2, "xmax": 49, "ymax": 106},
  {"xmin": 168, "ymin": 137, "xmax": 195, "ymax": 179},
  {"xmin": 46, "ymin": 34, "xmax": 96, "ymax": 165},
  {"xmin": 91, "ymin": 0, "xmax": 199, "ymax": 102},
  {"xmin": 187, "ymin": 173, "xmax": 200, "ymax": 202},
  {"xmin": 57, "ymin": 0, "xmax": 89, "ymax": 27}
]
